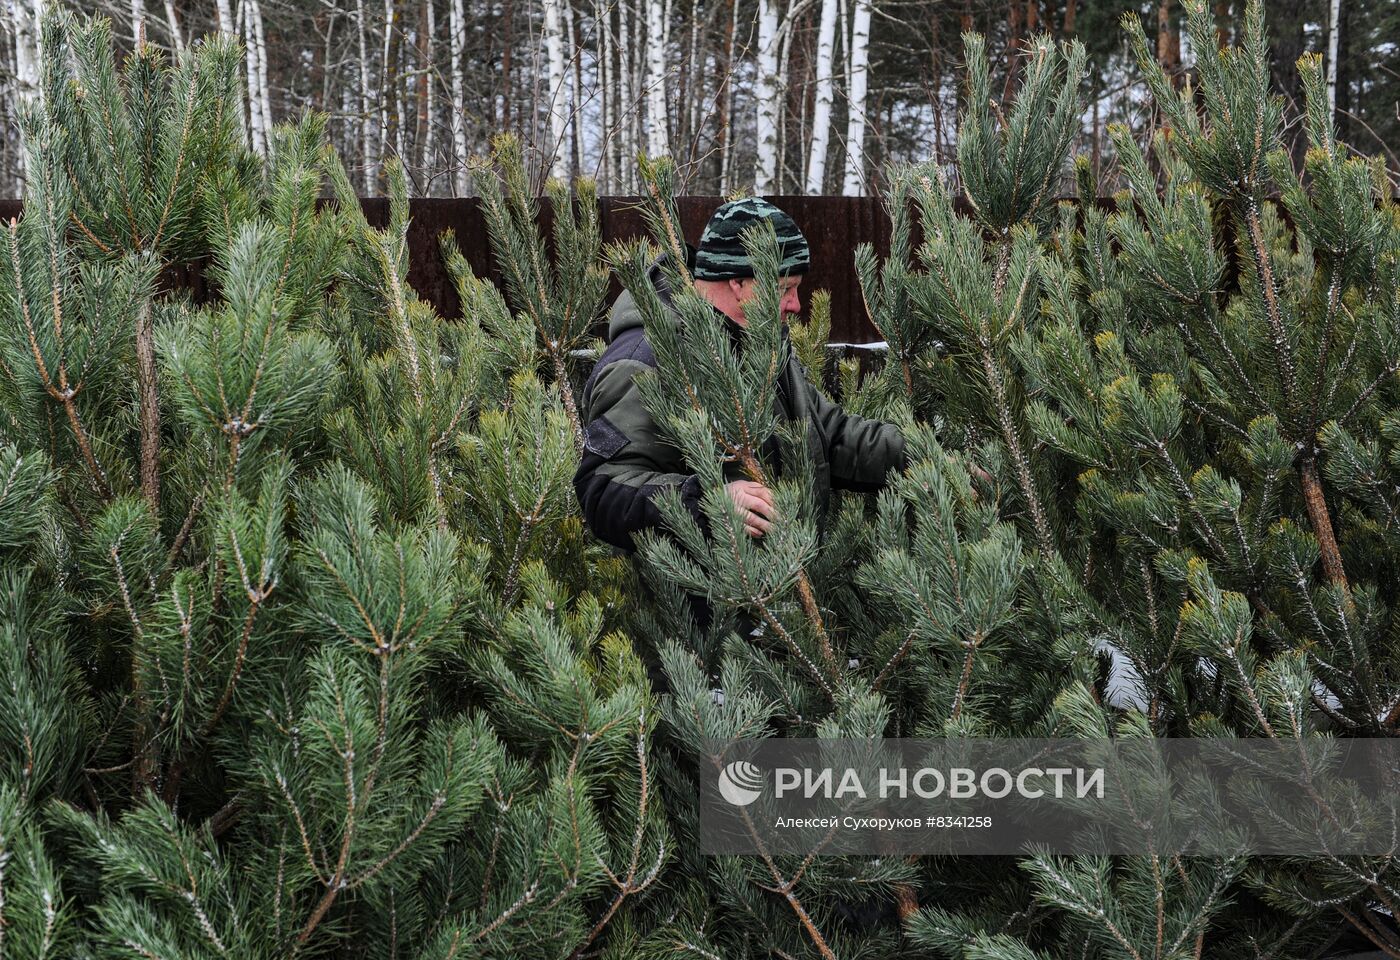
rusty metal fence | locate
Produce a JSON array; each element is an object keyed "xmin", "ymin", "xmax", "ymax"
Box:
[{"xmin": 0, "ymin": 196, "xmax": 896, "ymax": 343}]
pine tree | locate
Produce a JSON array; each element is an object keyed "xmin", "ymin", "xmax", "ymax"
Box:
[
  {"xmin": 10, "ymin": 3, "xmax": 1400, "ymax": 957},
  {"xmin": 887, "ymin": 2, "xmax": 1400, "ymax": 956},
  {"xmin": 0, "ymin": 12, "xmax": 662, "ymax": 959}
]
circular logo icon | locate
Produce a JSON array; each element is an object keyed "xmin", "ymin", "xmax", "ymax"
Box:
[{"xmin": 717, "ymin": 760, "xmax": 765, "ymax": 806}]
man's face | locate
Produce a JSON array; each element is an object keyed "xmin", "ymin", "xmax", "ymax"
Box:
[{"xmin": 730, "ymin": 275, "xmax": 803, "ymax": 326}]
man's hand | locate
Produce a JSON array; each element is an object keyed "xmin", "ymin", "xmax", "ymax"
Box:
[{"xmin": 725, "ymin": 480, "xmax": 776, "ymax": 538}]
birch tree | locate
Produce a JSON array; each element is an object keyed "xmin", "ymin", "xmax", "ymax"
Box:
[
  {"xmin": 754, "ymin": 0, "xmax": 782, "ymax": 193},
  {"xmin": 541, "ymin": 0, "xmax": 570, "ymax": 179},
  {"xmin": 1326, "ymin": 0, "xmax": 1340, "ymax": 120},
  {"xmin": 805, "ymin": 0, "xmax": 839, "ymax": 193},
  {"xmin": 243, "ymin": 0, "xmax": 268, "ymax": 155},
  {"xmin": 12, "ymin": 0, "xmax": 42, "ymax": 103},
  {"xmin": 252, "ymin": 0, "xmax": 271, "ymax": 140},
  {"xmin": 356, "ymin": 0, "xmax": 375, "ymax": 191},
  {"xmin": 420, "ymin": 0, "xmax": 435, "ymax": 172},
  {"xmin": 214, "ymin": 0, "xmax": 233, "ymax": 35},
  {"xmin": 644, "ymin": 0, "xmax": 670, "ymax": 158},
  {"xmin": 841, "ymin": 0, "xmax": 872, "ymax": 195},
  {"xmin": 9, "ymin": 0, "xmax": 43, "ymax": 185},
  {"xmin": 448, "ymin": 0, "xmax": 468, "ymax": 193}
]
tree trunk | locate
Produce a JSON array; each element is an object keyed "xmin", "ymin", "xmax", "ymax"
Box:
[
  {"xmin": 1062, "ymin": 0, "xmax": 1076, "ymax": 35},
  {"xmin": 754, "ymin": 0, "xmax": 781, "ymax": 193},
  {"xmin": 244, "ymin": 0, "xmax": 267, "ymax": 155},
  {"xmin": 253, "ymin": 0, "xmax": 272, "ymax": 146},
  {"xmin": 1157, "ymin": 0, "xmax": 1179, "ymax": 80},
  {"xmin": 568, "ymin": 1, "xmax": 584, "ymax": 177},
  {"xmin": 357, "ymin": 0, "xmax": 375, "ymax": 191},
  {"xmin": 617, "ymin": 0, "xmax": 634, "ymax": 189},
  {"xmin": 14, "ymin": 0, "xmax": 41, "ymax": 101},
  {"xmin": 681, "ymin": 0, "xmax": 704, "ymax": 171},
  {"xmin": 718, "ymin": 0, "xmax": 736, "ymax": 192},
  {"xmin": 449, "ymin": 0, "xmax": 467, "ymax": 193},
  {"xmin": 598, "ymin": 0, "xmax": 613, "ymax": 189},
  {"xmin": 417, "ymin": 0, "xmax": 433, "ymax": 178},
  {"xmin": 502, "ymin": 0, "xmax": 514, "ymax": 129},
  {"xmin": 163, "ymin": 0, "xmax": 184, "ymax": 52},
  {"xmin": 775, "ymin": 0, "xmax": 798, "ymax": 193},
  {"xmin": 382, "ymin": 0, "xmax": 403, "ymax": 173},
  {"xmin": 136, "ymin": 298, "xmax": 161, "ymax": 519},
  {"xmin": 644, "ymin": 0, "xmax": 670, "ymax": 158},
  {"xmin": 840, "ymin": 0, "xmax": 871, "ymax": 195},
  {"xmin": 805, "ymin": 0, "xmax": 838, "ymax": 193},
  {"xmin": 931, "ymin": 12, "xmax": 945, "ymax": 162},
  {"xmin": 215, "ymin": 0, "xmax": 234, "ymax": 34},
  {"xmin": 542, "ymin": 0, "xmax": 570, "ymax": 179},
  {"xmin": 13, "ymin": 0, "xmax": 42, "ymax": 183},
  {"xmin": 1325, "ymin": 0, "xmax": 1341, "ymax": 129},
  {"xmin": 1300, "ymin": 457, "xmax": 1349, "ymax": 590}
]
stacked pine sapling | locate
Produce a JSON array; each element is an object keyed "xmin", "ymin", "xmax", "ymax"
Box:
[
  {"xmin": 0, "ymin": 13, "xmax": 662, "ymax": 959},
  {"xmin": 905, "ymin": 2, "xmax": 1400, "ymax": 956}
]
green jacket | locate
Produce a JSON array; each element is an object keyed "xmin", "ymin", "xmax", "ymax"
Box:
[{"xmin": 573, "ymin": 256, "xmax": 907, "ymax": 552}]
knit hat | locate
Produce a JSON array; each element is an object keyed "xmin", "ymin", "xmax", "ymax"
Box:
[{"xmin": 692, "ymin": 197, "xmax": 811, "ymax": 280}]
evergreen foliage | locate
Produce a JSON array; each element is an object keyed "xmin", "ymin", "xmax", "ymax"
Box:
[{"xmin": 5, "ymin": 3, "xmax": 1400, "ymax": 958}]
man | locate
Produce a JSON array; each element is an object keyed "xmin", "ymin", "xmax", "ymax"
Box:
[{"xmin": 573, "ymin": 197, "xmax": 906, "ymax": 575}]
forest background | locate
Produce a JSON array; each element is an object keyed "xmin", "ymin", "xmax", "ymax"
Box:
[{"xmin": 1, "ymin": 0, "xmax": 1398, "ymax": 200}]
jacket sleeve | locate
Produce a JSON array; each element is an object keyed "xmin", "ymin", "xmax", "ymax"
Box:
[
  {"xmin": 802, "ymin": 368, "xmax": 907, "ymax": 493},
  {"xmin": 573, "ymin": 358, "xmax": 707, "ymax": 552}
]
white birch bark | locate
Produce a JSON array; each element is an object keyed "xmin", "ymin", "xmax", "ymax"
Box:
[
  {"xmin": 644, "ymin": 0, "xmax": 669, "ymax": 157},
  {"xmin": 753, "ymin": 0, "xmax": 780, "ymax": 193},
  {"xmin": 448, "ymin": 0, "xmax": 467, "ymax": 193},
  {"xmin": 356, "ymin": 0, "xmax": 375, "ymax": 191},
  {"xmin": 10, "ymin": 0, "xmax": 44, "ymax": 185},
  {"xmin": 424, "ymin": 0, "xmax": 436, "ymax": 172},
  {"xmin": 252, "ymin": 0, "xmax": 272, "ymax": 143},
  {"xmin": 14, "ymin": 0, "xmax": 42, "ymax": 100},
  {"xmin": 541, "ymin": 0, "xmax": 570, "ymax": 179},
  {"xmin": 840, "ymin": 0, "xmax": 871, "ymax": 196},
  {"xmin": 131, "ymin": 0, "xmax": 146, "ymax": 46},
  {"xmin": 1326, "ymin": 0, "xmax": 1341, "ymax": 123},
  {"xmin": 243, "ymin": 0, "xmax": 267, "ymax": 155},
  {"xmin": 380, "ymin": 0, "xmax": 394, "ymax": 176},
  {"xmin": 805, "ymin": 0, "xmax": 838, "ymax": 194},
  {"xmin": 215, "ymin": 0, "xmax": 234, "ymax": 34}
]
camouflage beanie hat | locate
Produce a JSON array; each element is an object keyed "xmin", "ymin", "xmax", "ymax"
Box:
[{"xmin": 692, "ymin": 197, "xmax": 811, "ymax": 280}]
